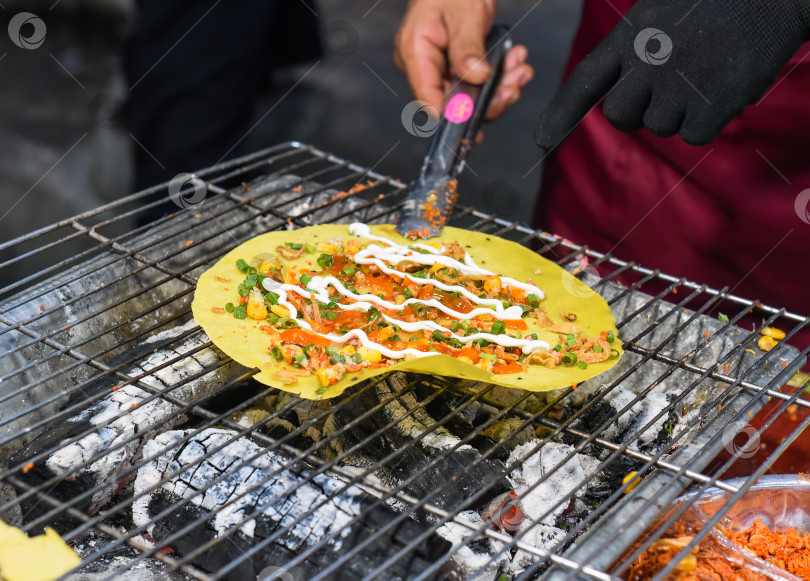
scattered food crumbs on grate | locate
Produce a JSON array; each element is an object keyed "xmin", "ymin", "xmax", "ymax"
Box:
[
  {"xmin": 622, "ymin": 471, "xmax": 640, "ymax": 493},
  {"xmin": 22, "ymin": 462, "xmax": 34, "ymax": 474},
  {"xmin": 40, "ymin": 305, "xmax": 45, "ymax": 311},
  {"xmin": 184, "ymin": 240, "xmax": 193, "ymax": 246}
]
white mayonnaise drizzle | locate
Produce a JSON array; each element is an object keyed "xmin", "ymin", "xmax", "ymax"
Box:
[{"xmin": 260, "ymin": 223, "xmax": 550, "ymax": 360}]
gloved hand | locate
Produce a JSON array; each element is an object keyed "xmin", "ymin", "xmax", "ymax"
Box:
[{"xmin": 535, "ymin": 0, "xmax": 810, "ymax": 146}]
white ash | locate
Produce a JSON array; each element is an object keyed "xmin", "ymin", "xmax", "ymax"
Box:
[
  {"xmin": 508, "ymin": 442, "xmax": 587, "ymax": 526},
  {"xmin": 65, "ymin": 529, "xmax": 192, "ymax": 581},
  {"xmin": 46, "ymin": 321, "xmax": 227, "ymax": 508},
  {"xmin": 624, "ymin": 388, "xmax": 670, "ymax": 454},
  {"xmin": 507, "ymin": 523, "xmax": 567, "ymax": 579},
  {"xmin": 436, "ymin": 510, "xmax": 506, "ymax": 581},
  {"xmin": 590, "ymin": 387, "xmax": 639, "ymax": 446},
  {"xmin": 133, "ymin": 429, "xmax": 363, "ymax": 552}
]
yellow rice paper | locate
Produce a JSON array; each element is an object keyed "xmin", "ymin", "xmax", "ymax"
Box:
[{"xmin": 192, "ymin": 224, "xmax": 622, "ymax": 399}]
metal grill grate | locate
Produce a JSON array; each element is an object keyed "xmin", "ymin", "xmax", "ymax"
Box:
[{"xmin": 0, "ymin": 141, "xmax": 807, "ymax": 581}]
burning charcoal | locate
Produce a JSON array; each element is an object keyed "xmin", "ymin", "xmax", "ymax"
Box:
[
  {"xmin": 12, "ymin": 321, "xmax": 244, "ymax": 516},
  {"xmin": 133, "ymin": 428, "xmax": 451, "ymax": 580},
  {"xmin": 333, "ymin": 373, "xmax": 511, "ymax": 515}
]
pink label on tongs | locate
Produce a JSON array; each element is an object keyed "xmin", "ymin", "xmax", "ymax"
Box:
[{"xmin": 444, "ymin": 93, "xmax": 474, "ymax": 123}]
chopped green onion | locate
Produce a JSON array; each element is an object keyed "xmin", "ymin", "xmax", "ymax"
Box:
[
  {"xmin": 264, "ymin": 292, "xmax": 279, "ymax": 304},
  {"xmin": 450, "ymin": 321, "xmax": 461, "ymax": 332},
  {"xmin": 237, "ymin": 284, "xmax": 250, "ymax": 298},
  {"xmin": 351, "ymin": 352, "xmax": 363, "ymax": 364},
  {"xmin": 293, "ymin": 353, "xmax": 306, "ymax": 362},
  {"xmin": 515, "ymin": 332, "xmax": 522, "ymax": 339},
  {"xmin": 299, "ymin": 274, "xmax": 312, "ymax": 287},
  {"xmin": 527, "ymin": 293, "xmax": 540, "ymax": 308},
  {"xmin": 316, "ymin": 386, "xmax": 328, "ymax": 395},
  {"xmin": 236, "ymin": 258, "xmax": 249, "ymax": 273},
  {"xmin": 233, "ymin": 304, "xmax": 247, "ymax": 319},
  {"xmin": 491, "ymin": 321, "xmax": 506, "ymax": 335},
  {"xmin": 305, "ymin": 243, "xmax": 316, "ymax": 254},
  {"xmin": 578, "ymin": 361, "xmax": 587, "ymax": 369},
  {"xmin": 552, "ymin": 344, "xmax": 562, "ymax": 352},
  {"xmin": 432, "ymin": 330, "xmax": 446, "ymax": 342},
  {"xmin": 278, "ymin": 318, "xmax": 298, "ymax": 329},
  {"xmin": 606, "ymin": 330, "xmax": 615, "ymax": 343},
  {"xmin": 527, "ymin": 333, "xmax": 538, "ymax": 341},
  {"xmin": 330, "ymin": 354, "xmax": 346, "ymax": 364},
  {"xmin": 474, "ymin": 338, "xmax": 490, "ymax": 348},
  {"xmin": 244, "ymin": 273, "xmax": 258, "ymax": 289},
  {"xmin": 610, "ymin": 348, "xmax": 620, "ymax": 358},
  {"xmin": 593, "ymin": 345, "xmax": 603, "ymax": 353},
  {"xmin": 341, "ymin": 267, "xmax": 356, "ymax": 278},
  {"xmin": 403, "ymin": 288, "xmax": 413, "ymax": 299},
  {"xmin": 317, "ymin": 253, "xmax": 334, "ymax": 269},
  {"xmin": 325, "ymin": 346, "xmax": 339, "ymax": 355},
  {"xmin": 561, "ymin": 353, "xmax": 577, "ymax": 366},
  {"xmin": 267, "ymin": 313, "xmax": 279, "ymax": 324},
  {"xmin": 480, "ymin": 353, "xmax": 497, "ymax": 361},
  {"xmin": 285, "ymin": 242, "xmax": 304, "ymax": 250},
  {"xmin": 566, "ymin": 333, "xmax": 576, "ymax": 345},
  {"xmin": 368, "ymin": 307, "xmax": 381, "ymax": 321},
  {"xmin": 339, "ymin": 324, "xmax": 350, "ymax": 334},
  {"xmin": 409, "ymin": 336, "xmax": 421, "ymax": 341},
  {"xmin": 412, "ymin": 303, "xmax": 427, "ymax": 318},
  {"xmin": 390, "ymin": 334, "xmax": 401, "ymax": 342},
  {"xmin": 718, "ymin": 313, "xmax": 729, "ymax": 323},
  {"xmin": 270, "ymin": 346, "xmax": 283, "ymax": 361},
  {"xmin": 323, "ymin": 310, "xmax": 338, "ymax": 320},
  {"xmin": 412, "ymin": 270, "xmax": 426, "ymax": 278},
  {"xmin": 460, "ymin": 320, "xmax": 470, "ymax": 330},
  {"xmin": 302, "ymin": 344, "xmax": 316, "ymax": 356},
  {"xmin": 502, "ymin": 300, "xmax": 511, "ymax": 309},
  {"xmin": 225, "ymin": 302, "xmax": 235, "ymax": 313}
]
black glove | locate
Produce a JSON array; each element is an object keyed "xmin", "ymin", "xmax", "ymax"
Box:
[{"xmin": 535, "ymin": 0, "xmax": 810, "ymax": 146}]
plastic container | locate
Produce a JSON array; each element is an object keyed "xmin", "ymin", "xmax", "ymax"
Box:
[{"xmin": 614, "ymin": 475, "xmax": 810, "ymax": 580}]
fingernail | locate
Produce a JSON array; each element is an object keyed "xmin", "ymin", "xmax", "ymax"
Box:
[
  {"xmin": 465, "ymin": 56, "xmax": 491, "ymax": 74},
  {"xmin": 520, "ymin": 69, "xmax": 533, "ymax": 85}
]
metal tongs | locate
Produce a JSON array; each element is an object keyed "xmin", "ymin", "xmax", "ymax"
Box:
[{"xmin": 396, "ymin": 24, "xmax": 513, "ymax": 239}]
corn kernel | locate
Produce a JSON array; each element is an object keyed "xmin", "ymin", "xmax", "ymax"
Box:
[
  {"xmin": 457, "ymin": 356, "xmax": 474, "ymax": 365},
  {"xmin": 758, "ymin": 335, "xmax": 778, "ymax": 352},
  {"xmin": 271, "ymin": 304, "xmax": 290, "ymax": 318},
  {"xmin": 339, "ymin": 345, "xmax": 356, "ymax": 357},
  {"xmin": 622, "ymin": 471, "xmax": 640, "ymax": 493},
  {"xmin": 345, "ymin": 239, "xmax": 361, "ymax": 255},
  {"xmin": 357, "ymin": 346, "xmax": 382, "ymax": 363},
  {"xmin": 483, "ymin": 275, "xmax": 502, "ymax": 294},
  {"xmin": 761, "ymin": 326, "xmax": 786, "ymax": 340},
  {"xmin": 477, "ymin": 358, "xmax": 494, "ymax": 371},
  {"xmin": 246, "ymin": 288, "xmax": 268, "ymax": 320},
  {"xmin": 316, "ymin": 368, "xmax": 333, "ymax": 387}
]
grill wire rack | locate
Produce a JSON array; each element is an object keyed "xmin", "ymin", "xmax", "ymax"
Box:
[{"xmin": 0, "ymin": 141, "xmax": 808, "ymax": 581}]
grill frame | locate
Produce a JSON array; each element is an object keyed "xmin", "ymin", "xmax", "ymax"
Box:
[{"xmin": 0, "ymin": 141, "xmax": 807, "ymax": 581}]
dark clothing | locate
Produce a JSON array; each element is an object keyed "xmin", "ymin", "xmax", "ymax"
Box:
[
  {"xmin": 535, "ymin": 0, "xmax": 810, "ymax": 344},
  {"xmin": 124, "ymin": 0, "xmax": 320, "ymax": 193}
]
